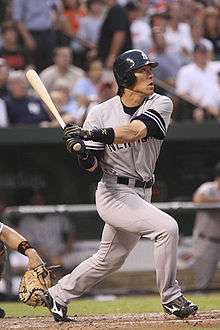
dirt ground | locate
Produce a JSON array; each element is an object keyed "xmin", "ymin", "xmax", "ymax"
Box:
[{"xmin": 1, "ymin": 311, "xmax": 220, "ymax": 330}]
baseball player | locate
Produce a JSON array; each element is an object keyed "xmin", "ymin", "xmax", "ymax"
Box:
[
  {"xmin": 192, "ymin": 162, "xmax": 220, "ymax": 289},
  {"xmin": 0, "ymin": 222, "xmax": 44, "ymax": 318},
  {"xmin": 42, "ymin": 49, "xmax": 198, "ymax": 322}
]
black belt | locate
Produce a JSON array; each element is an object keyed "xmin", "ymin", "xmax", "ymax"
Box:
[
  {"xmin": 199, "ymin": 233, "xmax": 220, "ymax": 244},
  {"xmin": 117, "ymin": 176, "xmax": 154, "ymax": 188}
]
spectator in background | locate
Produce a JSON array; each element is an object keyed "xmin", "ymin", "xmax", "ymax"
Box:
[
  {"xmin": 4, "ymin": 70, "xmax": 50, "ymax": 126},
  {"xmin": 164, "ymin": 2, "xmax": 191, "ymax": 59},
  {"xmin": 125, "ymin": 1, "xmax": 152, "ymax": 53},
  {"xmin": 98, "ymin": 80, "xmax": 116, "ymax": 102},
  {"xmin": 0, "ymin": 58, "xmax": 10, "ymax": 98},
  {"xmin": 40, "ymin": 46, "xmax": 85, "ymax": 93},
  {"xmin": 150, "ymin": 12, "xmax": 167, "ymax": 34},
  {"xmin": 192, "ymin": 162, "xmax": 220, "ymax": 290},
  {"xmin": 11, "ymin": 0, "xmax": 64, "ymax": 72},
  {"xmin": 72, "ymin": 60, "xmax": 103, "ymax": 107},
  {"xmin": 150, "ymin": 28, "xmax": 182, "ymax": 88},
  {"xmin": 18, "ymin": 190, "xmax": 76, "ymax": 268},
  {"xmin": 41, "ymin": 89, "xmax": 79, "ymax": 127},
  {"xmin": 77, "ymin": 0, "xmax": 104, "ymax": 64},
  {"xmin": 0, "ymin": 20, "xmax": 29, "ymax": 70},
  {"xmin": 0, "ymin": 98, "xmax": 8, "ymax": 127},
  {"xmin": 97, "ymin": 0, "xmax": 132, "ymax": 69},
  {"xmin": 203, "ymin": 6, "xmax": 220, "ymax": 60},
  {"xmin": 181, "ymin": 20, "xmax": 214, "ymax": 62},
  {"xmin": 175, "ymin": 43, "xmax": 219, "ymax": 122}
]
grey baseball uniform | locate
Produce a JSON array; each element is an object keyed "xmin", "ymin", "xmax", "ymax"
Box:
[
  {"xmin": 192, "ymin": 181, "xmax": 220, "ymax": 289},
  {"xmin": 49, "ymin": 92, "xmax": 182, "ymax": 305}
]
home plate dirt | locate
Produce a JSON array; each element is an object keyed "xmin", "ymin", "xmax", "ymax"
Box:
[{"xmin": 1, "ymin": 311, "xmax": 220, "ymax": 329}]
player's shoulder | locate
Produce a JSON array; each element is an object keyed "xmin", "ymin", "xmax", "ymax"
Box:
[
  {"xmin": 148, "ymin": 93, "xmax": 173, "ymax": 111},
  {"xmin": 88, "ymin": 96, "xmax": 120, "ymax": 115},
  {"xmin": 197, "ymin": 181, "xmax": 215, "ymax": 192}
]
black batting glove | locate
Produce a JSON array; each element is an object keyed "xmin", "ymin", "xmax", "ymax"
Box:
[
  {"xmin": 64, "ymin": 124, "xmax": 90, "ymax": 140},
  {"xmin": 64, "ymin": 124, "xmax": 115, "ymax": 145},
  {"xmin": 65, "ymin": 137, "xmax": 88, "ymax": 158}
]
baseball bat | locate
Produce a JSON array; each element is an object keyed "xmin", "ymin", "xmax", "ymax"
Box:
[
  {"xmin": 26, "ymin": 69, "xmax": 66, "ymax": 129},
  {"xmin": 26, "ymin": 69, "xmax": 82, "ymax": 151}
]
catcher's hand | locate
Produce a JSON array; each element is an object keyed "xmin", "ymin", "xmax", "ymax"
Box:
[{"xmin": 19, "ymin": 264, "xmax": 60, "ymax": 307}]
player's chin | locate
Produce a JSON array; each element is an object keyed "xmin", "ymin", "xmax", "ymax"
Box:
[{"xmin": 145, "ymin": 85, "xmax": 154, "ymax": 96}]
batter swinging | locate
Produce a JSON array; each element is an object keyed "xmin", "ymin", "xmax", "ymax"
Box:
[{"xmin": 42, "ymin": 49, "xmax": 198, "ymax": 322}]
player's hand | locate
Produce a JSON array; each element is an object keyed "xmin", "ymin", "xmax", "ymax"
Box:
[
  {"xmin": 65, "ymin": 137, "xmax": 87, "ymax": 157},
  {"xmin": 64, "ymin": 124, "xmax": 91, "ymax": 140},
  {"xmin": 25, "ymin": 249, "xmax": 44, "ymax": 270}
]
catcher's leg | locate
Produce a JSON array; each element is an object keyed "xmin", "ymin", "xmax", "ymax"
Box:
[{"xmin": 0, "ymin": 241, "xmax": 6, "ymax": 318}]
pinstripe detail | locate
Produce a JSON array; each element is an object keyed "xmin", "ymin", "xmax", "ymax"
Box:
[
  {"xmin": 86, "ymin": 145, "xmax": 105, "ymax": 150},
  {"xmin": 143, "ymin": 110, "xmax": 166, "ymax": 136}
]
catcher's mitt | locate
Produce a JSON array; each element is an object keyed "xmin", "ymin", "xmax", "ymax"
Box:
[{"xmin": 19, "ymin": 264, "xmax": 59, "ymax": 307}]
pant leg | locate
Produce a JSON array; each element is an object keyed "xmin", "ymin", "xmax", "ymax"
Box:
[
  {"xmin": 49, "ymin": 224, "xmax": 139, "ymax": 306},
  {"xmin": 96, "ymin": 183, "xmax": 181, "ymax": 304}
]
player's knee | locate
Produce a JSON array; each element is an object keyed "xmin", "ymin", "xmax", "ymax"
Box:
[
  {"xmin": 165, "ymin": 217, "xmax": 179, "ymax": 237},
  {"xmin": 94, "ymin": 250, "xmax": 128, "ymax": 270}
]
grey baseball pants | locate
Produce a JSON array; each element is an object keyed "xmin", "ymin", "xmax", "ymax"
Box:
[{"xmin": 49, "ymin": 180, "xmax": 182, "ymax": 305}]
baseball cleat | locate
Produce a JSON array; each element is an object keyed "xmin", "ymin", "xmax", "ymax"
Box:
[
  {"xmin": 41, "ymin": 291, "xmax": 71, "ymax": 322},
  {"xmin": 0, "ymin": 307, "xmax": 5, "ymax": 318},
  {"xmin": 163, "ymin": 295, "xmax": 198, "ymax": 319}
]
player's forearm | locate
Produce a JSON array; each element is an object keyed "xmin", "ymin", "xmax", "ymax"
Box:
[
  {"xmin": 114, "ymin": 123, "xmax": 147, "ymax": 143},
  {"xmin": 0, "ymin": 225, "xmax": 27, "ymax": 251}
]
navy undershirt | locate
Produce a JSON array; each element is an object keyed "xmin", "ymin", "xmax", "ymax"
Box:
[{"xmin": 122, "ymin": 99, "xmax": 146, "ymax": 116}]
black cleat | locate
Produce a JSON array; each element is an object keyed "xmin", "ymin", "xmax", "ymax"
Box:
[
  {"xmin": 0, "ymin": 307, "xmax": 5, "ymax": 318},
  {"xmin": 163, "ymin": 295, "xmax": 198, "ymax": 319},
  {"xmin": 41, "ymin": 291, "xmax": 71, "ymax": 322}
]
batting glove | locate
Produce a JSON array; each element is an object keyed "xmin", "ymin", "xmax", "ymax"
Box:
[{"xmin": 65, "ymin": 137, "xmax": 87, "ymax": 157}]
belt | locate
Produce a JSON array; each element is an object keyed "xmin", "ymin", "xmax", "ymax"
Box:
[
  {"xmin": 117, "ymin": 176, "xmax": 154, "ymax": 188},
  {"xmin": 199, "ymin": 233, "xmax": 220, "ymax": 244}
]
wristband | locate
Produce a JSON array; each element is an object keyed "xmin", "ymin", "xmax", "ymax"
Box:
[
  {"xmin": 78, "ymin": 150, "xmax": 96, "ymax": 170},
  {"xmin": 89, "ymin": 128, "xmax": 115, "ymax": 144},
  {"xmin": 17, "ymin": 241, "xmax": 32, "ymax": 256}
]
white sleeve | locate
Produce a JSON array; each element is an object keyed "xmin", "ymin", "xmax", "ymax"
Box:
[
  {"xmin": 175, "ymin": 67, "xmax": 191, "ymax": 95},
  {"xmin": 145, "ymin": 96, "xmax": 173, "ymax": 131},
  {"xmin": 0, "ymin": 99, "xmax": 8, "ymax": 127},
  {"xmin": 83, "ymin": 106, "xmax": 105, "ymax": 151},
  {"xmin": 195, "ymin": 182, "xmax": 213, "ymax": 197}
]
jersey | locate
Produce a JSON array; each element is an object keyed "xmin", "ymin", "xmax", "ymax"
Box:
[{"xmin": 83, "ymin": 93, "xmax": 173, "ymax": 181}]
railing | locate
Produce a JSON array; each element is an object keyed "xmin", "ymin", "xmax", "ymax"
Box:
[
  {"xmin": 2, "ymin": 202, "xmax": 220, "ymax": 297},
  {"xmin": 3, "ymin": 202, "xmax": 220, "ymax": 216}
]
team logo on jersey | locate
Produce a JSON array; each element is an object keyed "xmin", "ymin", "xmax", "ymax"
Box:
[{"xmin": 126, "ymin": 58, "xmax": 135, "ymax": 68}]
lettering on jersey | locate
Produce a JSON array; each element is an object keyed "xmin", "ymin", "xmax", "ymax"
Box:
[{"xmin": 107, "ymin": 138, "xmax": 150, "ymax": 152}]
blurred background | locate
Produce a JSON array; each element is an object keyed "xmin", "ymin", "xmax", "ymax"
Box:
[{"xmin": 0, "ymin": 0, "xmax": 219, "ymax": 300}]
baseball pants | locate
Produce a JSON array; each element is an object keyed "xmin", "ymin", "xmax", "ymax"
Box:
[{"xmin": 49, "ymin": 180, "xmax": 182, "ymax": 305}]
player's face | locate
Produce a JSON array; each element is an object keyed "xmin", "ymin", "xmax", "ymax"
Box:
[{"xmin": 132, "ymin": 65, "xmax": 154, "ymax": 96}]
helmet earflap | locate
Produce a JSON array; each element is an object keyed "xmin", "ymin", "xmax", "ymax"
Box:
[{"xmin": 120, "ymin": 71, "xmax": 136, "ymax": 87}]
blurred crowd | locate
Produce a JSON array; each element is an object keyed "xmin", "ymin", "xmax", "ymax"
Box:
[{"xmin": 0, "ymin": 0, "xmax": 219, "ymax": 127}]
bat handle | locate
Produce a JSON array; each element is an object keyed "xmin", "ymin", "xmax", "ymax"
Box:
[{"xmin": 73, "ymin": 143, "xmax": 82, "ymax": 152}]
